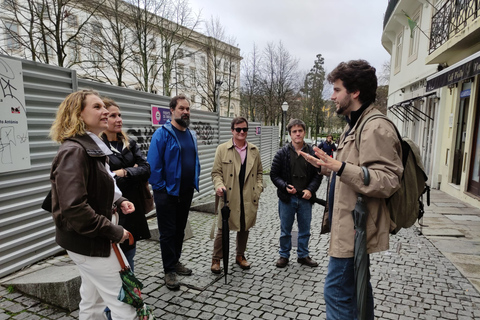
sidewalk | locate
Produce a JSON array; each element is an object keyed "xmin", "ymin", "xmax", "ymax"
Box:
[{"xmin": 1, "ymin": 180, "xmax": 479, "ymax": 319}]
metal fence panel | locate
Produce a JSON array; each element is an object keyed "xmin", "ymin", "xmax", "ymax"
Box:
[{"xmin": 0, "ymin": 55, "xmax": 279, "ymax": 278}]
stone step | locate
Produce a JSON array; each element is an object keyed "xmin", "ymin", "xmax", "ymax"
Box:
[{"xmin": 0, "ymin": 265, "xmax": 80, "ymax": 311}]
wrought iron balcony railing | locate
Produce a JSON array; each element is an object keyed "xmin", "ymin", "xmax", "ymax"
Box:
[{"xmin": 429, "ymin": 0, "xmax": 479, "ymax": 54}]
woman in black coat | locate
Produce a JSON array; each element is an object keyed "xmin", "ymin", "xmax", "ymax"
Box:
[{"xmin": 101, "ymin": 98, "xmax": 151, "ymax": 271}]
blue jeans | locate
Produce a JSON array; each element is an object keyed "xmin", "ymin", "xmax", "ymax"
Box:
[
  {"xmin": 324, "ymin": 256, "xmax": 374, "ymax": 320},
  {"xmin": 278, "ymin": 197, "xmax": 312, "ymax": 259},
  {"xmin": 123, "ymin": 247, "xmax": 136, "ymax": 273}
]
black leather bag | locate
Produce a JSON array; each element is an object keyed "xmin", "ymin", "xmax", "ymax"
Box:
[{"xmin": 41, "ymin": 190, "xmax": 52, "ymax": 212}]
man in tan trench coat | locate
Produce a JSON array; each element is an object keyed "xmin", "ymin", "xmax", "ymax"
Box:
[
  {"xmin": 211, "ymin": 117, "xmax": 264, "ymax": 273},
  {"xmin": 302, "ymin": 60, "xmax": 403, "ymax": 319}
]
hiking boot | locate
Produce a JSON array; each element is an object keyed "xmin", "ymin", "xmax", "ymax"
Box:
[
  {"xmin": 211, "ymin": 259, "xmax": 221, "ymax": 274},
  {"xmin": 276, "ymin": 257, "xmax": 289, "ymax": 268},
  {"xmin": 235, "ymin": 255, "xmax": 251, "ymax": 270},
  {"xmin": 175, "ymin": 261, "xmax": 192, "ymax": 276},
  {"xmin": 297, "ymin": 256, "xmax": 318, "ymax": 267},
  {"xmin": 164, "ymin": 272, "xmax": 180, "ymax": 290}
]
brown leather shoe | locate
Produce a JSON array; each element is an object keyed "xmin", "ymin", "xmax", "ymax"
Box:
[
  {"xmin": 276, "ymin": 256, "xmax": 289, "ymax": 268},
  {"xmin": 235, "ymin": 255, "xmax": 251, "ymax": 270},
  {"xmin": 297, "ymin": 256, "xmax": 318, "ymax": 267},
  {"xmin": 211, "ymin": 259, "xmax": 221, "ymax": 274}
]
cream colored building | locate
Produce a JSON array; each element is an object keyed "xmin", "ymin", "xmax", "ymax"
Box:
[
  {"xmin": 0, "ymin": 0, "xmax": 241, "ymax": 117},
  {"xmin": 382, "ymin": 0, "xmax": 480, "ymax": 207}
]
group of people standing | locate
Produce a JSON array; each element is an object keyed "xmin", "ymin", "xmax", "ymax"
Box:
[{"xmin": 47, "ymin": 59, "xmax": 402, "ymax": 320}]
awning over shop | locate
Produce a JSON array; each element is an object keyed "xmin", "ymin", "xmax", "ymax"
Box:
[
  {"xmin": 388, "ymin": 93, "xmax": 436, "ymax": 122},
  {"xmin": 426, "ymin": 51, "xmax": 480, "ymax": 92}
]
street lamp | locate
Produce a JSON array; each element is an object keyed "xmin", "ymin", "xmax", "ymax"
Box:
[
  {"xmin": 214, "ymin": 80, "xmax": 223, "ymax": 114},
  {"xmin": 281, "ymin": 101, "xmax": 289, "ymax": 146}
]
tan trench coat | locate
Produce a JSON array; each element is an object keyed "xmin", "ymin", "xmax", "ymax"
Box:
[
  {"xmin": 325, "ymin": 106, "xmax": 403, "ymax": 257},
  {"xmin": 211, "ymin": 139, "xmax": 263, "ymax": 231}
]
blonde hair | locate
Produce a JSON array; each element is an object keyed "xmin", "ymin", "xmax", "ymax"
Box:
[
  {"xmin": 49, "ymin": 89, "xmax": 100, "ymax": 143},
  {"xmin": 103, "ymin": 97, "xmax": 130, "ymax": 149}
]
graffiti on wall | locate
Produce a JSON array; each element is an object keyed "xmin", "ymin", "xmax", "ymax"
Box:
[
  {"xmin": 0, "ymin": 57, "xmax": 31, "ymax": 173},
  {"xmin": 126, "ymin": 121, "xmax": 214, "ymax": 157},
  {"xmin": 191, "ymin": 121, "xmax": 214, "ymax": 145},
  {"xmin": 127, "ymin": 127, "xmax": 156, "ymax": 155}
]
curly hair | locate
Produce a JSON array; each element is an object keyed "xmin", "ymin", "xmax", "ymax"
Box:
[
  {"xmin": 327, "ymin": 59, "xmax": 377, "ymax": 105},
  {"xmin": 102, "ymin": 97, "xmax": 130, "ymax": 149},
  {"xmin": 49, "ymin": 89, "xmax": 100, "ymax": 143}
]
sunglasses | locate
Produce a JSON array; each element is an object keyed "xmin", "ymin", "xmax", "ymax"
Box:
[{"xmin": 234, "ymin": 127, "xmax": 249, "ymax": 133}]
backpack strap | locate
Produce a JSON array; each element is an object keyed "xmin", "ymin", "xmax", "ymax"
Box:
[{"xmin": 354, "ymin": 113, "xmax": 402, "ymax": 151}]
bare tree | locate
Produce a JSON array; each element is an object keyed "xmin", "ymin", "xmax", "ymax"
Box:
[
  {"xmin": 154, "ymin": 0, "xmax": 200, "ymax": 96},
  {"xmin": 1, "ymin": 0, "xmax": 101, "ymax": 68},
  {"xmin": 123, "ymin": 0, "xmax": 164, "ymax": 93},
  {"xmin": 194, "ymin": 16, "xmax": 239, "ymax": 114},
  {"xmin": 122, "ymin": 0, "xmax": 200, "ymax": 94},
  {"xmin": 240, "ymin": 44, "xmax": 262, "ymax": 121},
  {"xmin": 80, "ymin": 0, "xmax": 133, "ymax": 86},
  {"xmin": 257, "ymin": 41, "xmax": 299, "ymax": 126}
]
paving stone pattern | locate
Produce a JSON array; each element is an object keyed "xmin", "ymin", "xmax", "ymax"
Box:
[{"xmin": 0, "ymin": 180, "xmax": 479, "ymax": 319}]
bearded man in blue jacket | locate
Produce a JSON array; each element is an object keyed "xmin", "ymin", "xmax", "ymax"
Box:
[{"xmin": 147, "ymin": 94, "xmax": 200, "ymax": 290}]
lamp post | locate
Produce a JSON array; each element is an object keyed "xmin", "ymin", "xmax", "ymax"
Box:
[
  {"xmin": 214, "ymin": 80, "xmax": 223, "ymax": 114},
  {"xmin": 281, "ymin": 101, "xmax": 289, "ymax": 146}
]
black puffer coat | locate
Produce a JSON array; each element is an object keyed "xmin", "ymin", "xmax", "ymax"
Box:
[
  {"xmin": 101, "ymin": 134, "xmax": 151, "ymax": 251},
  {"xmin": 270, "ymin": 143, "xmax": 322, "ymax": 203}
]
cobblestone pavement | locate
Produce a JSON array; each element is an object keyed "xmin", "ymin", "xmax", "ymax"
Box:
[{"xmin": 1, "ymin": 179, "xmax": 479, "ymax": 319}]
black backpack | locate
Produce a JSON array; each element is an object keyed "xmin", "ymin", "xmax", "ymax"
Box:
[{"xmin": 355, "ymin": 113, "xmax": 430, "ymax": 234}]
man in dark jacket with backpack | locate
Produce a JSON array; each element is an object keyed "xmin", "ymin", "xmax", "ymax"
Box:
[
  {"xmin": 302, "ymin": 60, "xmax": 403, "ymax": 320},
  {"xmin": 271, "ymin": 119, "xmax": 323, "ymax": 269}
]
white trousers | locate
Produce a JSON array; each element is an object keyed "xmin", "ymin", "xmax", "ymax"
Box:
[{"xmin": 68, "ymin": 249, "xmax": 137, "ymax": 320}]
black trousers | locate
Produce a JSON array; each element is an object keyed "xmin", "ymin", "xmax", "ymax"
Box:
[{"xmin": 154, "ymin": 188, "xmax": 194, "ymax": 273}]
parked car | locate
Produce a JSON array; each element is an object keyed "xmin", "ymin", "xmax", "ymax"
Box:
[{"xmin": 304, "ymin": 138, "xmax": 314, "ymax": 146}]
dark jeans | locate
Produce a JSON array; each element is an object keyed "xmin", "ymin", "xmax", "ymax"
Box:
[
  {"xmin": 324, "ymin": 256, "xmax": 374, "ymax": 320},
  {"xmin": 154, "ymin": 188, "xmax": 194, "ymax": 273}
]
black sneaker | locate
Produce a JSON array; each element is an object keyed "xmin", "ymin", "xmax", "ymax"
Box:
[
  {"xmin": 297, "ymin": 256, "xmax": 318, "ymax": 267},
  {"xmin": 175, "ymin": 262, "xmax": 192, "ymax": 276},
  {"xmin": 164, "ymin": 272, "xmax": 180, "ymax": 290}
]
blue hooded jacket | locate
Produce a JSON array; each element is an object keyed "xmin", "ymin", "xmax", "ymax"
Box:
[{"xmin": 147, "ymin": 119, "xmax": 200, "ymax": 195}]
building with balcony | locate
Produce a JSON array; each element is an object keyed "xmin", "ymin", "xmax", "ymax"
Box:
[
  {"xmin": 382, "ymin": 0, "xmax": 441, "ymax": 189},
  {"xmin": 382, "ymin": 0, "xmax": 480, "ymax": 207}
]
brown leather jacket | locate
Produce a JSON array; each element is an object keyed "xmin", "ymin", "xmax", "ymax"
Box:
[{"xmin": 50, "ymin": 134, "xmax": 126, "ymax": 257}]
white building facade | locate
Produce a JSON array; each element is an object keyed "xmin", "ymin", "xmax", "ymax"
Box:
[{"xmin": 382, "ymin": 0, "xmax": 480, "ymax": 207}]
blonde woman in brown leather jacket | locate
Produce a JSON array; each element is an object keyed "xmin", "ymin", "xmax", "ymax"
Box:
[{"xmin": 49, "ymin": 89, "xmax": 137, "ymax": 320}]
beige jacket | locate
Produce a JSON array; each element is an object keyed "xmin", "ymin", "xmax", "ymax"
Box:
[
  {"xmin": 325, "ymin": 106, "xmax": 403, "ymax": 257},
  {"xmin": 211, "ymin": 139, "xmax": 263, "ymax": 231}
]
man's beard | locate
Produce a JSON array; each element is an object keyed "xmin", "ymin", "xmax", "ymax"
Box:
[
  {"xmin": 175, "ymin": 116, "xmax": 190, "ymax": 128},
  {"xmin": 335, "ymin": 93, "xmax": 352, "ymax": 115}
]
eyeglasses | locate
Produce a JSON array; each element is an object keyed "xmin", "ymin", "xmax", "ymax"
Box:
[{"xmin": 234, "ymin": 127, "xmax": 249, "ymax": 133}]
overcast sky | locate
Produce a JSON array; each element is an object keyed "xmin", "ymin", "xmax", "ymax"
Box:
[{"xmin": 189, "ymin": 0, "xmax": 391, "ymax": 77}]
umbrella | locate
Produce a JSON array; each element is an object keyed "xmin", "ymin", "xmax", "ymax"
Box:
[
  {"xmin": 221, "ymin": 189, "xmax": 230, "ymax": 284},
  {"xmin": 112, "ymin": 214, "xmax": 155, "ymax": 319},
  {"xmin": 352, "ymin": 167, "xmax": 370, "ymax": 320},
  {"xmin": 298, "ymin": 191, "xmax": 326, "ymax": 207}
]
